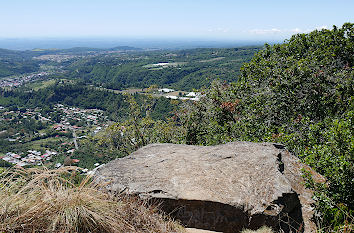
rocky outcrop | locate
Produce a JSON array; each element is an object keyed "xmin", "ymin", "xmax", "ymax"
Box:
[{"xmin": 94, "ymin": 142, "xmax": 323, "ymax": 233}]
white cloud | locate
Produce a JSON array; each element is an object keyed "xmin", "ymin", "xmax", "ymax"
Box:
[
  {"xmin": 249, "ymin": 28, "xmax": 282, "ymax": 35},
  {"xmin": 249, "ymin": 25, "xmax": 330, "ymax": 36},
  {"xmin": 315, "ymin": 25, "xmax": 328, "ymax": 30},
  {"xmin": 207, "ymin": 27, "xmax": 230, "ymax": 33},
  {"xmin": 290, "ymin": 28, "xmax": 302, "ymax": 33}
]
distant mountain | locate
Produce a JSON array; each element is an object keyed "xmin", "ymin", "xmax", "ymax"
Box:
[
  {"xmin": 47, "ymin": 47, "xmax": 105, "ymax": 53},
  {"xmin": 44, "ymin": 46, "xmax": 142, "ymax": 53},
  {"xmin": 0, "ymin": 46, "xmax": 142, "ymax": 54},
  {"xmin": 110, "ymin": 46, "xmax": 142, "ymax": 51}
]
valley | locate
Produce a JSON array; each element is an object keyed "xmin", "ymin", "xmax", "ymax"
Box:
[{"xmin": 0, "ymin": 23, "xmax": 353, "ymax": 232}]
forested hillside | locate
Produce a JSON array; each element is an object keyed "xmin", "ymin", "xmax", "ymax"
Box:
[
  {"xmin": 0, "ymin": 46, "xmax": 259, "ymax": 90},
  {"xmin": 0, "ymin": 49, "xmax": 40, "ymax": 77},
  {"xmin": 66, "ymin": 47, "xmax": 259, "ymax": 90},
  {"xmin": 0, "ymin": 46, "xmax": 142, "ymax": 79}
]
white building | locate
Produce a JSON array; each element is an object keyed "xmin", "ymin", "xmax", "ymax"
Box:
[
  {"xmin": 158, "ymin": 88, "xmax": 175, "ymax": 93},
  {"xmin": 186, "ymin": 92, "xmax": 197, "ymax": 97}
]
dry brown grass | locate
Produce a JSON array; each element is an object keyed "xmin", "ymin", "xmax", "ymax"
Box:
[
  {"xmin": 0, "ymin": 167, "xmax": 184, "ymax": 233},
  {"xmin": 241, "ymin": 226, "xmax": 274, "ymax": 233}
]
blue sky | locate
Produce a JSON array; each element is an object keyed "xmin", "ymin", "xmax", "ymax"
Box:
[{"xmin": 0, "ymin": 0, "xmax": 353, "ymax": 41}]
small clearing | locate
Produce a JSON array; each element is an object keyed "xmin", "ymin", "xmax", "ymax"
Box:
[
  {"xmin": 143, "ymin": 62, "xmax": 187, "ymax": 69},
  {"xmin": 199, "ymin": 57, "xmax": 225, "ymax": 63}
]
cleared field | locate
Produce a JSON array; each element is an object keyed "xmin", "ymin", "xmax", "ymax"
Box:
[
  {"xmin": 25, "ymin": 79, "xmax": 56, "ymax": 91},
  {"xmin": 95, "ymin": 86, "xmax": 150, "ymax": 94},
  {"xmin": 22, "ymin": 137, "xmax": 64, "ymax": 151},
  {"xmin": 199, "ymin": 57, "xmax": 225, "ymax": 63}
]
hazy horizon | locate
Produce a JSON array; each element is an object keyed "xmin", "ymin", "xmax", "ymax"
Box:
[
  {"xmin": 0, "ymin": 37, "xmax": 272, "ymax": 50},
  {"xmin": 0, "ymin": 0, "xmax": 353, "ymax": 50},
  {"xmin": 2, "ymin": 1, "xmax": 353, "ymax": 39}
]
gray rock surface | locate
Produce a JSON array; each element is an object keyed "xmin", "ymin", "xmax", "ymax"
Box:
[{"xmin": 94, "ymin": 142, "xmax": 322, "ymax": 233}]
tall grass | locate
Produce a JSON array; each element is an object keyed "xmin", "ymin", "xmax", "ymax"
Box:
[
  {"xmin": 0, "ymin": 167, "xmax": 184, "ymax": 233},
  {"xmin": 241, "ymin": 227, "xmax": 274, "ymax": 233}
]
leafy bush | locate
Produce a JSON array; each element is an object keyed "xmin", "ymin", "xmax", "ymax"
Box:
[{"xmin": 97, "ymin": 94, "xmax": 184, "ymax": 156}]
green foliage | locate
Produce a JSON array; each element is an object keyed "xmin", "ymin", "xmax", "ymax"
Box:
[
  {"xmin": 177, "ymin": 23, "xmax": 354, "ymax": 230},
  {"xmin": 72, "ymin": 139, "xmax": 123, "ymax": 170},
  {"xmin": 0, "ymin": 159, "xmax": 13, "ymax": 168},
  {"xmin": 304, "ymin": 113, "xmax": 353, "ymax": 204},
  {"xmin": 238, "ymin": 24, "xmax": 353, "ymax": 125},
  {"xmin": 96, "ymin": 94, "xmax": 184, "ymax": 156}
]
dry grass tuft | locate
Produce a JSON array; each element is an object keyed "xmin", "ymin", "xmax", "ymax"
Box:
[
  {"xmin": 0, "ymin": 167, "xmax": 184, "ymax": 233},
  {"xmin": 241, "ymin": 226, "xmax": 274, "ymax": 233}
]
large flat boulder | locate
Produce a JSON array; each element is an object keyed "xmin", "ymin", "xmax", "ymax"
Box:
[{"xmin": 94, "ymin": 142, "xmax": 322, "ymax": 233}]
